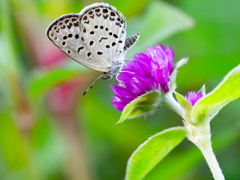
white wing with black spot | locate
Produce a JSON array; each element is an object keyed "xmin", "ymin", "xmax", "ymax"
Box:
[
  {"xmin": 46, "ymin": 13, "xmax": 109, "ymax": 72},
  {"xmin": 79, "ymin": 3, "xmax": 127, "ymax": 65},
  {"xmin": 46, "ymin": 3, "xmax": 139, "ymax": 73}
]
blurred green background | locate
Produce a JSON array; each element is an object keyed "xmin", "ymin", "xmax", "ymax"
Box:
[{"xmin": 0, "ymin": 0, "xmax": 240, "ymax": 179}]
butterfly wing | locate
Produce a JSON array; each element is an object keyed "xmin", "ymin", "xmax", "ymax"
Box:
[
  {"xmin": 123, "ymin": 33, "xmax": 140, "ymax": 53},
  {"xmin": 79, "ymin": 3, "xmax": 127, "ymax": 65},
  {"xmin": 46, "ymin": 14, "xmax": 109, "ymax": 72}
]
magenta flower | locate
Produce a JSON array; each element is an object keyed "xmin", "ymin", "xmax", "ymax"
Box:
[
  {"xmin": 185, "ymin": 91, "xmax": 203, "ymax": 106},
  {"xmin": 111, "ymin": 44, "xmax": 174, "ymax": 111}
]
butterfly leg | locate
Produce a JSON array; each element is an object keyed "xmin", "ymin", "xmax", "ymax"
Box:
[
  {"xmin": 82, "ymin": 74, "xmax": 105, "ymax": 96},
  {"xmin": 114, "ymin": 69, "xmax": 135, "ymax": 84},
  {"xmin": 124, "ymin": 58, "xmax": 137, "ymax": 62},
  {"xmin": 120, "ymin": 71, "xmax": 135, "ymax": 74},
  {"xmin": 115, "ymin": 75, "xmax": 121, "ymax": 83}
]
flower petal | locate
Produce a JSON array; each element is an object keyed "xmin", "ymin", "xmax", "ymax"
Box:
[
  {"xmin": 185, "ymin": 91, "xmax": 203, "ymax": 106},
  {"xmin": 111, "ymin": 44, "xmax": 175, "ymax": 111},
  {"xmin": 111, "ymin": 85, "xmax": 136, "ymax": 99}
]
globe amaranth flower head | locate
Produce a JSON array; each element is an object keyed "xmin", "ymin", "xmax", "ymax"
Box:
[
  {"xmin": 185, "ymin": 91, "xmax": 203, "ymax": 106},
  {"xmin": 111, "ymin": 43, "xmax": 174, "ymax": 111}
]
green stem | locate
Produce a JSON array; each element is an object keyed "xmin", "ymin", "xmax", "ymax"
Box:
[
  {"xmin": 164, "ymin": 92, "xmax": 183, "ymax": 118},
  {"xmin": 199, "ymin": 141, "xmax": 225, "ymax": 180},
  {"xmin": 185, "ymin": 121, "xmax": 225, "ymax": 180}
]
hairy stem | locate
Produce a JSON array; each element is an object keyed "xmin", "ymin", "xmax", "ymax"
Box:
[
  {"xmin": 199, "ymin": 141, "xmax": 225, "ymax": 180},
  {"xmin": 163, "ymin": 92, "xmax": 183, "ymax": 118},
  {"xmin": 185, "ymin": 121, "xmax": 224, "ymax": 180}
]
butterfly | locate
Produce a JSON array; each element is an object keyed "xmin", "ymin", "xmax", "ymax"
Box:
[{"xmin": 46, "ymin": 2, "xmax": 139, "ymax": 95}]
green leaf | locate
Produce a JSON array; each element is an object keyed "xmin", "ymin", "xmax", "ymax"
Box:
[
  {"xmin": 198, "ymin": 84, "xmax": 206, "ymax": 96},
  {"xmin": 0, "ymin": 1, "xmax": 21, "ymax": 76},
  {"xmin": 30, "ymin": 116, "xmax": 65, "ymax": 179},
  {"xmin": 170, "ymin": 58, "xmax": 189, "ymax": 91},
  {"xmin": 27, "ymin": 63, "xmax": 90, "ymax": 100},
  {"xmin": 145, "ymin": 117, "xmax": 240, "ymax": 180},
  {"xmin": 125, "ymin": 127, "xmax": 186, "ymax": 180},
  {"xmin": 175, "ymin": 92, "xmax": 192, "ymax": 120},
  {"xmin": 126, "ymin": 1, "xmax": 194, "ymax": 57},
  {"xmin": 28, "ymin": 69, "xmax": 78, "ymax": 100},
  {"xmin": 118, "ymin": 90, "xmax": 162, "ymax": 124},
  {"xmin": 192, "ymin": 65, "xmax": 240, "ymax": 121},
  {"xmin": 0, "ymin": 113, "xmax": 28, "ymax": 169}
]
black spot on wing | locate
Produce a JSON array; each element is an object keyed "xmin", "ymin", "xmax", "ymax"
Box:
[{"xmin": 123, "ymin": 33, "xmax": 140, "ymax": 51}]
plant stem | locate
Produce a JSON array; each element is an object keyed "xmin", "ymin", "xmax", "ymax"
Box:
[
  {"xmin": 198, "ymin": 142, "xmax": 225, "ymax": 180},
  {"xmin": 185, "ymin": 121, "xmax": 225, "ymax": 180},
  {"xmin": 164, "ymin": 93, "xmax": 183, "ymax": 118}
]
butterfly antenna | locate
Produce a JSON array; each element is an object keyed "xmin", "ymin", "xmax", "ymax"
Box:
[{"xmin": 82, "ymin": 74, "xmax": 104, "ymax": 96}]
